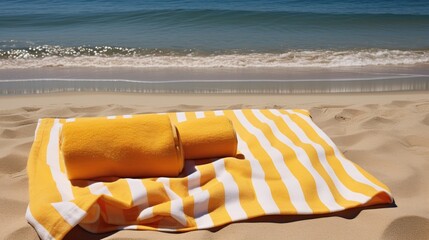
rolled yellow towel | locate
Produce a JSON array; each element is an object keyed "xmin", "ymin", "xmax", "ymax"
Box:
[
  {"xmin": 60, "ymin": 115, "xmax": 184, "ymax": 180},
  {"xmin": 176, "ymin": 116, "xmax": 238, "ymax": 160}
]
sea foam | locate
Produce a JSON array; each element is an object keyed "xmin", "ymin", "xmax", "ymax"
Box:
[{"xmin": 0, "ymin": 47, "xmax": 428, "ymax": 69}]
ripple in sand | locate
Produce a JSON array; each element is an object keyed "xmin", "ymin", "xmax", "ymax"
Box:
[
  {"xmin": 0, "ymin": 152, "xmax": 28, "ymax": 175},
  {"xmin": 415, "ymin": 102, "xmax": 429, "ymax": 112},
  {"xmin": 0, "ymin": 114, "xmax": 29, "ymax": 122},
  {"xmin": 386, "ymin": 100, "xmax": 414, "ymax": 108},
  {"xmin": 361, "ymin": 116, "xmax": 397, "ymax": 129},
  {"xmin": 69, "ymin": 106, "xmax": 108, "ymax": 114},
  {"xmin": 21, "ymin": 107, "xmax": 41, "ymax": 112},
  {"xmin": 0, "ymin": 125, "xmax": 35, "ymax": 139}
]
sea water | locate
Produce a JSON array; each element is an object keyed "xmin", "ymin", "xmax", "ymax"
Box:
[{"xmin": 0, "ymin": 0, "xmax": 428, "ymax": 94}]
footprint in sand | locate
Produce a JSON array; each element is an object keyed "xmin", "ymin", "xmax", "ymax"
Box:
[
  {"xmin": 0, "ymin": 151, "xmax": 28, "ymax": 174},
  {"xmin": 334, "ymin": 108, "xmax": 366, "ymax": 122},
  {"xmin": 421, "ymin": 114, "xmax": 429, "ymax": 126},
  {"xmin": 361, "ymin": 116, "xmax": 396, "ymax": 129}
]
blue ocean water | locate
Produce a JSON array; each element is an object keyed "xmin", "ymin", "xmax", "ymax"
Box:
[
  {"xmin": 1, "ymin": 0, "xmax": 429, "ymax": 94},
  {"xmin": 0, "ymin": 0, "xmax": 429, "ymax": 69},
  {"xmin": 1, "ymin": 0, "xmax": 428, "ymax": 50}
]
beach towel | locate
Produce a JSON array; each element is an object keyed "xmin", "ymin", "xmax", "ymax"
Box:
[{"xmin": 26, "ymin": 109, "xmax": 393, "ymax": 240}]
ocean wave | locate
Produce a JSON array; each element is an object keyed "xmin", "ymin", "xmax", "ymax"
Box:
[
  {"xmin": 0, "ymin": 47, "xmax": 428, "ymax": 69},
  {"xmin": 2, "ymin": 9, "xmax": 429, "ymax": 28}
]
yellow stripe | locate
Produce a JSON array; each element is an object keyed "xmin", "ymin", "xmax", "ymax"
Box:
[
  {"xmin": 103, "ymin": 179, "xmax": 136, "ymax": 225},
  {"xmin": 27, "ymin": 119, "xmax": 74, "ymax": 239},
  {"xmin": 185, "ymin": 112, "xmax": 198, "ymax": 121},
  {"xmin": 197, "ymin": 163, "xmax": 231, "ymax": 226},
  {"xmin": 203, "ymin": 111, "xmax": 216, "ymax": 117},
  {"xmin": 242, "ymin": 109, "xmax": 329, "ymax": 212},
  {"xmin": 140, "ymin": 179, "xmax": 169, "ymax": 228},
  {"xmin": 223, "ymin": 157, "xmax": 265, "ymax": 217},
  {"xmin": 292, "ymin": 109, "xmax": 311, "ymax": 117},
  {"xmin": 261, "ymin": 110, "xmax": 361, "ymax": 208},
  {"xmin": 224, "ymin": 110, "xmax": 297, "ymax": 214},
  {"xmin": 168, "ymin": 113, "xmax": 179, "ymax": 124},
  {"xmin": 169, "ymin": 177, "xmax": 196, "ymax": 228},
  {"xmin": 281, "ymin": 110, "xmax": 382, "ymax": 197},
  {"xmin": 104, "ymin": 179, "xmax": 133, "ymax": 207}
]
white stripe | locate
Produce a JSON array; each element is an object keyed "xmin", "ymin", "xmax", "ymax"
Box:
[
  {"xmin": 236, "ymin": 134, "xmax": 280, "ymax": 214},
  {"xmin": 46, "ymin": 120, "xmax": 74, "ymax": 202},
  {"xmin": 176, "ymin": 112, "xmax": 186, "ymax": 122},
  {"xmin": 233, "ymin": 110, "xmax": 312, "ymax": 213},
  {"xmin": 270, "ymin": 109, "xmax": 370, "ymax": 203},
  {"xmin": 192, "ymin": 190, "xmax": 213, "ymax": 228},
  {"xmin": 287, "ymin": 110, "xmax": 391, "ymax": 195},
  {"xmin": 26, "ymin": 206, "xmax": 55, "ymax": 240},
  {"xmin": 123, "ymin": 115, "xmax": 132, "ymax": 118},
  {"xmin": 126, "ymin": 179, "xmax": 149, "ymax": 207},
  {"xmin": 88, "ymin": 182, "xmax": 113, "ymax": 196},
  {"xmin": 156, "ymin": 178, "xmax": 187, "ymax": 226},
  {"xmin": 187, "ymin": 169, "xmax": 201, "ymax": 196},
  {"xmin": 253, "ymin": 110, "xmax": 343, "ymax": 211},
  {"xmin": 33, "ymin": 119, "xmax": 41, "ymax": 141},
  {"xmin": 107, "ymin": 116, "xmax": 116, "ymax": 119},
  {"xmin": 195, "ymin": 111, "xmax": 205, "ymax": 118},
  {"xmin": 123, "ymin": 225, "xmax": 138, "ymax": 230},
  {"xmin": 156, "ymin": 227, "xmax": 179, "ymax": 232},
  {"xmin": 51, "ymin": 202, "xmax": 87, "ymax": 226},
  {"xmin": 213, "ymin": 159, "xmax": 247, "ymax": 221},
  {"xmin": 137, "ymin": 207, "xmax": 153, "ymax": 222},
  {"xmin": 214, "ymin": 110, "xmax": 224, "ymax": 116},
  {"xmin": 186, "ymin": 164, "xmax": 214, "ymax": 229},
  {"xmin": 65, "ymin": 118, "xmax": 75, "ymax": 122}
]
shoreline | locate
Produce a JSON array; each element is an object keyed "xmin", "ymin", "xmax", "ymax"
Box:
[
  {"xmin": 1, "ymin": 65, "xmax": 429, "ymax": 95},
  {"xmin": 2, "ymin": 65, "xmax": 429, "ymax": 80}
]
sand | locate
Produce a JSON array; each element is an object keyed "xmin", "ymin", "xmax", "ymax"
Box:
[{"xmin": 0, "ymin": 91, "xmax": 428, "ymax": 239}]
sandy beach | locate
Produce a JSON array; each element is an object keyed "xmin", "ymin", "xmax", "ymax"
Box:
[{"xmin": 0, "ymin": 91, "xmax": 428, "ymax": 239}]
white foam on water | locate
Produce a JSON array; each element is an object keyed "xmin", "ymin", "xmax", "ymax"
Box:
[{"xmin": 1, "ymin": 49, "xmax": 429, "ymax": 69}]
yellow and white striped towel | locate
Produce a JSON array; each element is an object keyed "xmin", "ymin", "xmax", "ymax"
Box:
[{"xmin": 26, "ymin": 109, "xmax": 393, "ymax": 239}]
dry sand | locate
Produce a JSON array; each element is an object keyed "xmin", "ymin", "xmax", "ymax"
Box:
[{"xmin": 0, "ymin": 91, "xmax": 428, "ymax": 240}]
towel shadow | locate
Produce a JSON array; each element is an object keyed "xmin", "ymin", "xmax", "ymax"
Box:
[
  {"xmin": 64, "ymin": 227, "xmax": 115, "ymax": 240},
  {"xmin": 64, "ymin": 201, "xmax": 396, "ymax": 239},
  {"xmin": 180, "ymin": 154, "xmax": 246, "ymax": 176},
  {"xmin": 207, "ymin": 201, "xmax": 397, "ymax": 232},
  {"xmin": 68, "ymin": 154, "xmax": 248, "ymax": 184}
]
